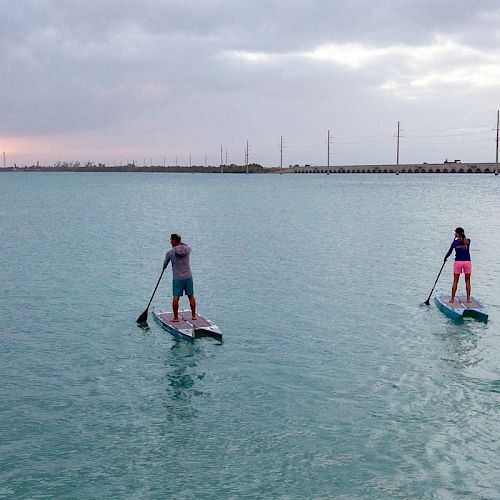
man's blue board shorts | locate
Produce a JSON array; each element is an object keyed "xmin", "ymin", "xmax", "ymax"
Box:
[{"xmin": 173, "ymin": 277, "xmax": 194, "ymax": 297}]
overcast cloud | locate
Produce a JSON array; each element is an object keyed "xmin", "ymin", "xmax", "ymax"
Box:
[{"xmin": 1, "ymin": 0, "xmax": 500, "ymax": 166}]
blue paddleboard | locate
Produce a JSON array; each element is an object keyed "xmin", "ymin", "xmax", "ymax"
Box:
[{"xmin": 435, "ymin": 290, "xmax": 488, "ymax": 321}]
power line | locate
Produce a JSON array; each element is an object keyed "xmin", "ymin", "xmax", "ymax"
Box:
[
  {"xmin": 404, "ymin": 130, "xmax": 492, "ymax": 139},
  {"xmin": 404, "ymin": 125, "xmax": 491, "ymax": 133}
]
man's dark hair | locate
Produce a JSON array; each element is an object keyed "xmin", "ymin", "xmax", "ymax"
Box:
[{"xmin": 170, "ymin": 233, "xmax": 181, "ymax": 243}]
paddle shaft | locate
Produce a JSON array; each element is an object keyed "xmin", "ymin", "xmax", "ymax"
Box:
[
  {"xmin": 146, "ymin": 267, "xmax": 166, "ymax": 310},
  {"xmin": 425, "ymin": 259, "xmax": 447, "ymax": 305},
  {"xmin": 137, "ymin": 267, "xmax": 166, "ymax": 322}
]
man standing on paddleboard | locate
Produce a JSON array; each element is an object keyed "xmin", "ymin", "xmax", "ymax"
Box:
[
  {"xmin": 163, "ymin": 233, "xmax": 196, "ymax": 322},
  {"xmin": 444, "ymin": 227, "xmax": 471, "ymax": 303}
]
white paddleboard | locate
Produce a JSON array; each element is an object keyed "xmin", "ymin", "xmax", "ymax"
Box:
[{"xmin": 153, "ymin": 308, "xmax": 222, "ymax": 339}]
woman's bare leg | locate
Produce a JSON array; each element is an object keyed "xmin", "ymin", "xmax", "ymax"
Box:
[
  {"xmin": 465, "ymin": 274, "xmax": 471, "ymax": 302},
  {"xmin": 450, "ymin": 274, "xmax": 460, "ymax": 302}
]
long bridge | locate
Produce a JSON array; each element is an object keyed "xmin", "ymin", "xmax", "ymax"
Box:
[{"xmin": 292, "ymin": 162, "xmax": 499, "ymax": 174}]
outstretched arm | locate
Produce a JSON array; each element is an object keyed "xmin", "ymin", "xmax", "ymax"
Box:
[
  {"xmin": 444, "ymin": 241, "xmax": 454, "ymax": 261},
  {"xmin": 163, "ymin": 252, "xmax": 171, "ymax": 270}
]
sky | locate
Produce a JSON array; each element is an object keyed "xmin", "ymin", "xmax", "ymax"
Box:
[{"xmin": 1, "ymin": 0, "xmax": 500, "ymax": 167}]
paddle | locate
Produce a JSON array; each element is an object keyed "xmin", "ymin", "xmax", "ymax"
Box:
[
  {"xmin": 137, "ymin": 267, "xmax": 166, "ymax": 324},
  {"xmin": 424, "ymin": 259, "xmax": 447, "ymax": 305}
]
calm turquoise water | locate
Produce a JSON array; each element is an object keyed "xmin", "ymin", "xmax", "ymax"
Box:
[{"xmin": 1, "ymin": 172, "xmax": 499, "ymax": 498}]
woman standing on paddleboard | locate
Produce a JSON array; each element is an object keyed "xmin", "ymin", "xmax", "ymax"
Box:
[{"xmin": 444, "ymin": 227, "xmax": 471, "ymax": 303}]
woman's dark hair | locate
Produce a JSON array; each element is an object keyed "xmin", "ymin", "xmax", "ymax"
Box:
[
  {"xmin": 455, "ymin": 227, "xmax": 468, "ymax": 247},
  {"xmin": 170, "ymin": 233, "xmax": 181, "ymax": 243}
]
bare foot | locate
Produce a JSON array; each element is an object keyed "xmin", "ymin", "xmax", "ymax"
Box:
[
  {"xmin": 171, "ymin": 317, "xmax": 180, "ymax": 323},
  {"xmin": 466, "ymin": 298, "xmax": 471, "ymax": 303},
  {"xmin": 449, "ymin": 298, "xmax": 455, "ymax": 303},
  {"xmin": 192, "ymin": 316, "xmax": 197, "ymax": 320}
]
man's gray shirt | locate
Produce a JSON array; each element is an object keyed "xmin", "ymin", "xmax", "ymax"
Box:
[{"xmin": 163, "ymin": 243, "xmax": 192, "ymax": 280}]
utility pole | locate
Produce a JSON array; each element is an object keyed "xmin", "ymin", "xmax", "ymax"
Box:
[
  {"xmin": 328, "ymin": 129, "xmax": 330, "ymax": 167},
  {"xmin": 496, "ymin": 110, "xmax": 499, "ymax": 165},
  {"xmin": 245, "ymin": 140, "xmax": 249, "ymax": 174},
  {"xmin": 327, "ymin": 129, "xmax": 333, "ymax": 167},
  {"xmin": 280, "ymin": 136, "xmax": 283, "ymax": 172},
  {"xmin": 163, "ymin": 155, "xmax": 166, "ymax": 167},
  {"xmin": 175, "ymin": 155, "xmax": 178, "ymax": 167},
  {"xmin": 189, "ymin": 153, "xmax": 192, "ymax": 167},
  {"xmin": 220, "ymin": 145, "xmax": 223, "ymax": 174},
  {"xmin": 2, "ymin": 152, "xmax": 6, "ymax": 168},
  {"xmin": 396, "ymin": 121, "xmax": 401, "ymax": 166}
]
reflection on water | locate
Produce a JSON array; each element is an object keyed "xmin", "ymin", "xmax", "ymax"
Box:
[
  {"xmin": 489, "ymin": 380, "xmax": 500, "ymax": 393},
  {"xmin": 166, "ymin": 341, "xmax": 204, "ymax": 399},
  {"xmin": 439, "ymin": 319, "xmax": 486, "ymax": 369},
  {"xmin": 136, "ymin": 322, "xmax": 151, "ymax": 333},
  {"xmin": 160, "ymin": 340, "xmax": 207, "ymax": 420},
  {"xmin": 136, "ymin": 320, "xmax": 221, "ymax": 420}
]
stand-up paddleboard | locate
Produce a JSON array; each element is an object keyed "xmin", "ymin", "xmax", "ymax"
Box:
[
  {"xmin": 153, "ymin": 308, "xmax": 222, "ymax": 340},
  {"xmin": 435, "ymin": 290, "xmax": 489, "ymax": 321}
]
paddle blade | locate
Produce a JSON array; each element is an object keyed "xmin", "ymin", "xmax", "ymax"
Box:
[
  {"xmin": 136, "ymin": 309, "xmax": 148, "ymax": 324},
  {"xmin": 424, "ymin": 299, "xmax": 430, "ymax": 306}
]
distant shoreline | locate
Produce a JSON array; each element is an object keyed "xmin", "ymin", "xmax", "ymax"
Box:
[
  {"xmin": 0, "ymin": 162, "xmax": 498, "ymax": 174},
  {"xmin": 0, "ymin": 164, "xmax": 268, "ymax": 174}
]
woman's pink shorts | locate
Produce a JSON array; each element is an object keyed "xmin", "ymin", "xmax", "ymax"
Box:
[{"xmin": 453, "ymin": 261, "xmax": 472, "ymax": 274}]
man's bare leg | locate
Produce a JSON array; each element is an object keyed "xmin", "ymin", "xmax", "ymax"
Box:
[
  {"xmin": 450, "ymin": 274, "xmax": 460, "ymax": 302},
  {"xmin": 465, "ymin": 273, "xmax": 471, "ymax": 302},
  {"xmin": 172, "ymin": 296, "xmax": 180, "ymax": 321},
  {"xmin": 188, "ymin": 295, "xmax": 197, "ymax": 320}
]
